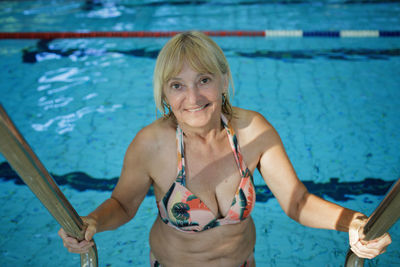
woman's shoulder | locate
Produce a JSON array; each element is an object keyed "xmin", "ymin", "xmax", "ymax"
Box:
[
  {"xmin": 140, "ymin": 117, "xmax": 175, "ymax": 138},
  {"xmin": 231, "ymin": 107, "xmax": 281, "ymax": 156},
  {"xmin": 231, "ymin": 107, "xmax": 274, "ymax": 133},
  {"xmin": 126, "ymin": 117, "xmax": 176, "ymax": 157}
]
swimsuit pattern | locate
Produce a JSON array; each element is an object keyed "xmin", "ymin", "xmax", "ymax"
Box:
[{"xmin": 156, "ymin": 114, "xmax": 256, "ymax": 233}]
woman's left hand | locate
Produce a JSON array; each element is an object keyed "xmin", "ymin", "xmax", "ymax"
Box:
[{"xmin": 349, "ymin": 215, "xmax": 392, "ymax": 259}]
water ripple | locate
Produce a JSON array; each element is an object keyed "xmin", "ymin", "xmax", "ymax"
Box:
[
  {"xmin": 38, "ymin": 96, "xmax": 74, "ymax": 110},
  {"xmin": 38, "ymin": 67, "xmax": 90, "ymax": 83},
  {"xmin": 31, "ymin": 104, "xmax": 122, "ymax": 134}
]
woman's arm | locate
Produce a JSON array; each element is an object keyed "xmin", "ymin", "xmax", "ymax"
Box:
[
  {"xmin": 59, "ymin": 127, "xmax": 154, "ymax": 253},
  {"xmin": 88, "ymin": 127, "xmax": 153, "ymax": 233},
  {"xmin": 251, "ymin": 111, "xmax": 391, "ymax": 258},
  {"xmin": 252, "ymin": 112, "xmax": 349, "ymax": 229}
]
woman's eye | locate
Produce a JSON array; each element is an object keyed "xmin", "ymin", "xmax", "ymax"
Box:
[
  {"xmin": 171, "ymin": 83, "xmax": 181, "ymax": 90},
  {"xmin": 200, "ymin": 77, "xmax": 210, "ymax": 84}
]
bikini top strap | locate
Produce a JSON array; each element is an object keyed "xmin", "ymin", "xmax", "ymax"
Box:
[
  {"xmin": 176, "ymin": 125, "xmax": 186, "ymax": 186},
  {"xmin": 221, "ymin": 114, "xmax": 246, "ymax": 175},
  {"xmin": 175, "ymin": 114, "xmax": 246, "ymax": 186}
]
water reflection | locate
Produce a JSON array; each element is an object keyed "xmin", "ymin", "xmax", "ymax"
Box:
[
  {"xmin": 38, "ymin": 96, "xmax": 74, "ymax": 110},
  {"xmin": 39, "ymin": 67, "xmax": 90, "ymax": 83},
  {"xmin": 32, "ymin": 104, "xmax": 122, "ymax": 134},
  {"xmin": 33, "ymin": 58, "xmax": 122, "ymax": 134}
]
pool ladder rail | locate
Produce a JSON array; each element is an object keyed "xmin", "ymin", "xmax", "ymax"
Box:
[
  {"xmin": 0, "ymin": 104, "xmax": 98, "ymax": 267},
  {"xmin": 345, "ymin": 178, "xmax": 400, "ymax": 267}
]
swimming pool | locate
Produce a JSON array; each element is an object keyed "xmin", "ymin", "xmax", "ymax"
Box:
[{"xmin": 0, "ymin": 1, "xmax": 399, "ymax": 266}]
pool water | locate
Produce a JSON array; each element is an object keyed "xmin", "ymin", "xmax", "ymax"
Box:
[{"xmin": 0, "ymin": 1, "xmax": 399, "ymax": 266}]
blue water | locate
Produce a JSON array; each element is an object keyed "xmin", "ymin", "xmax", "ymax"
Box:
[{"xmin": 0, "ymin": 1, "xmax": 399, "ymax": 266}]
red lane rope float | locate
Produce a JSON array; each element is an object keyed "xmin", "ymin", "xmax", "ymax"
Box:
[
  {"xmin": 204, "ymin": 31, "xmax": 265, "ymax": 37},
  {"xmin": 0, "ymin": 31, "xmax": 265, "ymax": 39},
  {"xmin": 1, "ymin": 30, "xmax": 399, "ymax": 39}
]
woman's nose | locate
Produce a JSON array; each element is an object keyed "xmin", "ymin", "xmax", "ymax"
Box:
[{"xmin": 186, "ymin": 84, "xmax": 201, "ymax": 104}]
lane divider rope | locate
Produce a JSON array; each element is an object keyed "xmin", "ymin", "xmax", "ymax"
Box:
[{"xmin": 0, "ymin": 30, "xmax": 399, "ymax": 39}]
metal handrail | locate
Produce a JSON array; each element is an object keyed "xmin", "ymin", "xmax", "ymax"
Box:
[
  {"xmin": 0, "ymin": 104, "xmax": 98, "ymax": 267},
  {"xmin": 345, "ymin": 178, "xmax": 400, "ymax": 266}
]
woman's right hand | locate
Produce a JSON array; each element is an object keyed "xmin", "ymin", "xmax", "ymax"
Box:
[{"xmin": 58, "ymin": 216, "xmax": 97, "ymax": 254}]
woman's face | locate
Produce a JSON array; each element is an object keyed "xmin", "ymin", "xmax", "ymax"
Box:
[{"xmin": 163, "ymin": 62, "xmax": 227, "ymax": 129}]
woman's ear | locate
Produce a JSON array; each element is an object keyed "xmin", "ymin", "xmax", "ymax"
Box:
[
  {"xmin": 223, "ymin": 74, "xmax": 229, "ymax": 92},
  {"xmin": 162, "ymin": 90, "xmax": 169, "ymax": 105}
]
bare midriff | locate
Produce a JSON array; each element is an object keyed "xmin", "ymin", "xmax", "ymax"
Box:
[{"xmin": 149, "ymin": 215, "xmax": 256, "ymax": 267}]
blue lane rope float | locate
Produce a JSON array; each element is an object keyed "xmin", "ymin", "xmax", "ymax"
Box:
[
  {"xmin": 265, "ymin": 30, "xmax": 400, "ymax": 37},
  {"xmin": 0, "ymin": 30, "xmax": 399, "ymax": 39}
]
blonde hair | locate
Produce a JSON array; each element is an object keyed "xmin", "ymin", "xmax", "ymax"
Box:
[{"xmin": 153, "ymin": 31, "xmax": 234, "ymax": 119}]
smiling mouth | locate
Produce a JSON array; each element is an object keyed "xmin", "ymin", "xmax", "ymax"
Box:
[{"xmin": 187, "ymin": 104, "xmax": 209, "ymax": 112}]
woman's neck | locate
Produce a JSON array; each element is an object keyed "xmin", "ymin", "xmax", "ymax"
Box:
[{"xmin": 178, "ymin": 116, "xmax": 224, "ymax": 144}]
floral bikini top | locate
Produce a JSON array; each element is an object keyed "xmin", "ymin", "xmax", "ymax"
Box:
[{"xmin": 156, "ymin": 114, "xmax": 256, "ymax": 233}]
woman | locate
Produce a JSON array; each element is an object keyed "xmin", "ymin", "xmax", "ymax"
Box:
[{"xmin": 59, "ymin": 31, "xmax": 391, "ymax": 266}]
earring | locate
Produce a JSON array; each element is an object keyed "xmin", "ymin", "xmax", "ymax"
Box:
[
  {"xmin": 162, "ymin": 100, "xmax": 170, "ymax": 117},
  {"xmin": 222, "ymin": 93, "xmax": 226, "ymax": 105}
]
